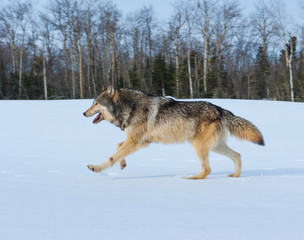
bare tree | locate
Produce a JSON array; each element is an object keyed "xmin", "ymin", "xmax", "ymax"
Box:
[
  {"xmin": 138, "ymin": 5, "xmax": 156, "ymax": 90},
  {"xmin": 83, "ymin": 1, "xmax": 97, "ymax": 97},
  {"xmin": 48, "ymin": 0, "xmax": 70, "ymax": 94},
  {"xmin": 0, "ymin": 3, "xmax": 18, "ymax": 74},
  {"xmin": 0, "ymin": 0, "xmax": 32, "ymax": 98},
  {"xmin": 176, "ymin": 0, "xmax": 196, "ymax": 98},
  {"xmin": 195, "ymin": 0, "xmax": 216, "ymax": 94},
  {"xmin": 17, "ymin": 2, "xmax": 32, "ymax": 98},
  {"xmin": 125, "ymin": 7, "xmax": 154, "ymax": 91},
  {"xmin": 234, "ymin": 18, "xmax": 255, "ymax": 99},
  {"xmin": 97, "ymin": 2, "xmax": 121, "ymax": 87},
  {"xmin": 273, "ymin": 0, "xmax": 295, "ymax": 101},
  {"xmin": 251, "ymin": 0, "xmax": 277, "ymax": 98},
  {"xmin": 213, "ymin": 0, "xmax": 240, "ymax": 96},
  {"xmin": 168, "ymin": 7, "xmax": 185, "ymax": 98},
  {"xmin": 42, "ymin": 34, "xmax": 48, "ymax": 100},
  {"xmin": 73, "ymin": 1, "xmax": 85, "ymax": 99},
  {"xmin": 48, "ymin": 0, "xmax": 78, "ymax": 98}
]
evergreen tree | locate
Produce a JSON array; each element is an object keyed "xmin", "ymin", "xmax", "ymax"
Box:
[
  {"xmin": 0, "ymin": 59, "xmax": 6, "ymax": 99},
  {"xmin": 152, "ymin": 54, "xmax": 174, "ymax": 96},
  {"xmin": 129, "ymin": 63, "xmax": 140, "ymax": 89},
  {"xmin": 255, "ymin": 46, "xmax": 269, "ymax": 99},
  {"xmin": 295, "ymin": 50, "xmax": 304, "ymax": 101}
]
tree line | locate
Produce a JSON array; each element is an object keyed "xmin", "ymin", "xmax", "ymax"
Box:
[{"xmin": 0, "ymin": 0, "xmax": 304, "ymax": 101}]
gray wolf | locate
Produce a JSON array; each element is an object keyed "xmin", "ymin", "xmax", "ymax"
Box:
[{"xmin": 83, "ymin": 86, "xmax": 264, "ymax": 179}]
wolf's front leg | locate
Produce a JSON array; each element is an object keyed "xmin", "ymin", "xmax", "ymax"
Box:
[
  {"xmin": 87, "ymin": 141, "xmax": 126, "ymax": 173},
  {"xmin": 87, "ymin": 155, "xmax": 120, "ymax": 173},
  {"xmin": 87, "ymin": 138, "xmax": 147, "ymax": 173}
]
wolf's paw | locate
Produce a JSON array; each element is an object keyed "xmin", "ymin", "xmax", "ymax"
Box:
[
  {"xmin": 186, "ymin": 168, "xmax": 211, "ymax": 180},
  {"xmin": 227, "ymin": 173, "xmax": 240, "ymax": 177},
  {"xmin": 87, "ymin": 164, "xmax": 102, "ymax": 173},
  {"xmin": 120, "ymin": 160, "xmax": 127, "ymax": 170},
  {"xmin": 120, "ymin": 163, "xmax": 127, "ymax": 170}
]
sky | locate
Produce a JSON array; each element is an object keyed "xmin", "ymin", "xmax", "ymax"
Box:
[
  {"xmin": 112, "ymin": 0, "xmax": 303, "ymax": 23},
  {"xmin": 2, "ymin": 0, "xmax": 303, "ymax": 22}
]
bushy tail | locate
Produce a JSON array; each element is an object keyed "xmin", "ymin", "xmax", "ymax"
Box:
[{"xmin": 222, "ymin": 110, "xmax": 265, "ymax": 146}]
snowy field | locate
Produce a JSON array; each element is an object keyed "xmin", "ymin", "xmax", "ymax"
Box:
[{"xmin": 1, "ymin": 98, "xmax": 304, "ymax": 240}]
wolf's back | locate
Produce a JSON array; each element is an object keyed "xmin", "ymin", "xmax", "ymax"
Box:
[{"xmin": 222, "ymin": 110, "xmax": 265, "ymax": 146}]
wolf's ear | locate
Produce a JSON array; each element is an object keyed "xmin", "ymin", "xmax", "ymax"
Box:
[{"xmin": 106, "ymin": 85, "xmax": 115, "ymax": 97}]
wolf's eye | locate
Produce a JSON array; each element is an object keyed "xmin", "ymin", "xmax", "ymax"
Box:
[{"xmin": 95, "ymin": 103, "xmax": 97, "ymax": 106}]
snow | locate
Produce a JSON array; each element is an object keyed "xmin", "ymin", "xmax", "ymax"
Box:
[{"xmin": 1, "ymin": 99, "xmax": 304, "ymax": 240}]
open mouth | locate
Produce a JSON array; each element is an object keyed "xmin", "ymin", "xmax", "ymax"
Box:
[{"xmin": 93, "ymin": 112, "xmax": 104, "ymax": 124}]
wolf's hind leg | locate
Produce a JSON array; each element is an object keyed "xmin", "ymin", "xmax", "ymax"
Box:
[
  {"xmin": 212, "ymin": 141, "xmax": 241, "ymax": 177},
  {"xmin": 188, "ymin": 136, "xmax": 213, "ymax": 179},
  {"xmin": 187, "ymin": 122, "xmax": 223, "ymax": 180},
  {"xmin": 188, "ymin": 140, "xmax": 211, "ymax": 180},
  {"xmin": 116, "ymin": 141, "xmax": 127, "ymax": 170}
]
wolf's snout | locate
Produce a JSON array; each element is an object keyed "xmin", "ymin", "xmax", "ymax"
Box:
[{"xmin": 83, "ymin": 112, "xmax": 86, "ymax": 117}]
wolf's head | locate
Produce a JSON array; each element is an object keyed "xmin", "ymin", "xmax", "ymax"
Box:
[{"xmin": 83, "ymin": 85, "xmax": 116, "ymax": 124}]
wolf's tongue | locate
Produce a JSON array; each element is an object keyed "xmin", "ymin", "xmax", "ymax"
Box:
[{"xmin": 93, "ymin": 113, "xmax": 101, "ymax": 123}]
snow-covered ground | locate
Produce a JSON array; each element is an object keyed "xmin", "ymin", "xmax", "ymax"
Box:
[{"xmin": 1, "ymin": 98, "xmax": 304, "ymax": 240}]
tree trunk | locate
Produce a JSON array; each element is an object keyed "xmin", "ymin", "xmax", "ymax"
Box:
[
  {"xmin": 86, "ymin": 35, "xmax": 92, "ymax": 97},
  {"xmin": 93, "ymin": 36, "xmax": 99, "ymax": 91},
  {"xmin": 263, "ymin": 25, "xmax": 270, "ymax": 99},
  {"xmin": 107, "ymin": 32, "xmax": 111, "ymax": 85},
  {"xmin": 288, "ymin": 59, "xmax": 294, "ymax": 101},
  {"xmin": 19, "ymin": 28, "xmax": 25, "ymax": 99},
  {"xmin": 194, "ymin": 53, "xmax": 199, "ymax": 96},
  {"xmin": 283, "ymin": 40, "xmax": 294, "ymax": 102},
  {"xmin": 117, "ymin": 35, "xmax": 122, "ymax": 87},
  {"xmin": 148, "ymin": 26, "xmax": 153, "ymax": 89},
  {"xmin": 79, "ymin": 41, "xmax": 84, "ymax": 99},
  {"xmin": 188, "ymin": 49, "xmax": 193, "ymax": 98},
  {"xmin": 9, "ymin": 35, "xmax": 17, "ymax": 74},
  {"xmin": 172, "ymin": 41, "xmax": 180, "ymax": 98},
  {"xmin": 203, "ymin": 38, "xmax": 208, "ymax": 93},
  {"xmin": 42, "ymin": 38, "xmax": 48, "ymax": 100},
  {"xmin": 69, "ymin": 29, "xmax": 76, "ymax": 99},
  {"xmin": 111, "ymin": 31, "xmax": 116, "ymax": 87},
  {"xmin": 288, "ymin": 39, "xmax": 295, "ymax": 102},
  {"xmin": 101, "ymin": 33, "xmax": 107, "ymax": 86},
  {"xmin": 247, "ymin": 70, "xmax": 252, "ymax": 99},
  {"xmin": 63, "ymin": 36, "xmax": 68, "ymax": 94}
]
